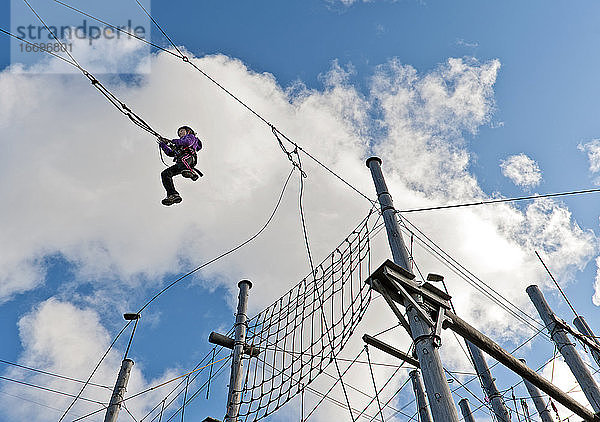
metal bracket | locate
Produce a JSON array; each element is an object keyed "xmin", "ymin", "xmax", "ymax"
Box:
[{"xmin": 392, "ymin": 278, "xmax": 435, "ymax": 329}]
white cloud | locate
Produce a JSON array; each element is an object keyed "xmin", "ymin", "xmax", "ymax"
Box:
[
  {"xmin": 0, "ymin": 40, "xmax": 598, "ymax": 421},
  {"xmin": 578, "ymin": 139, "xmax": 600, "ymax": 179},
  {"xmin": 500, "ymin": 153, "xmax": 542, "ymax": 188},
  {"xmin": 0, "ymin": 299, "xmax": 175, "ymax": 421}
]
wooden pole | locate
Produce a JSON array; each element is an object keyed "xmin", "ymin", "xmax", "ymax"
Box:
[
  {"xmin": 410, "ymin": 370, "xmax": 433, "ymax": 422},
  {"xmin": 573, "ymin": 316, "xmax": 600, "ymax": 368},
  {"xmin": 104, "ymin": 359, "xmax": 134, "ymax": 422},
  {"xmin": 225, "ymin": 280, "xmax": 252, "ymax": 422},
  {"xmin": 527, "ymin": 285, "xmax": 600, "ymax": 413},
  {"xmin": 366, "ymin": 157, "xmax": 459, "ymax": 422},
  {"xmin": 467, "ymin": 341, "xmax": 511, "ymax": 421},
  {"xmin": 443, "ymin": 310, "xmax": 599, "ymax": 421},
  {"xmin": 458, "ymin": 398, "xmax": 476, "ymax": 422},
  {"xmin": 519, "ymin": 359, "xmax": 554, "ymax": 422}
]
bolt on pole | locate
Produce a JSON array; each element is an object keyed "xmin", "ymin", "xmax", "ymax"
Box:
[
  {"xmin": 225, "ymin": 280, "xmax": 252, "ymax": 422},
  {"xmin": 527, "ymin": 285, "xmax": 600, "ymax": 413},
  {"xmin": 466, "ymin": 341, "xmax": 511, "ymax": 421},
  {"xmin": 366, "ymin": 157, "xmax": 459, "ymax": 422},
  {"xmin": 104, "ymin": 358, "xmax": 134, "ymax": 422}
]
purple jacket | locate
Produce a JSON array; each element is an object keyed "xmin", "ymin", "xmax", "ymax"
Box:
[{"xmin": 160, "ymin": 133, "xmax": 202, "ymax": 157}]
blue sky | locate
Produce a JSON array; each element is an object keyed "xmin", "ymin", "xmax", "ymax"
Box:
[{"xmin": 2, "ymin": 1, "xmax": 600, "ymax": 421}]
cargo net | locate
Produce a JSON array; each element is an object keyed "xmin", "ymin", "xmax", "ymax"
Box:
[{"xmin": 238, "ymin": 211, "xmax": 376, "ymax": 421}]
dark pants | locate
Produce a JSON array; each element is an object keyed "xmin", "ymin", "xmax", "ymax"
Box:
[{"xmin": 161, "ymin": 154, "xmax": 197, "ymax": 196}]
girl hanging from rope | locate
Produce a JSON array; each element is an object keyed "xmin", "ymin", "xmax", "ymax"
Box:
[{"xmin": 158, "ymin": 125, "xmax": 203, "ymax": 206}]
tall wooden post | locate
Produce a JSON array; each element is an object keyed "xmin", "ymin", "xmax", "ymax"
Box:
[
  {"xmin": 519, "ymin": 359, "xmax": 554, "ymax": 422},
  {"xmin": 467, "ymin": 341, "xmax": 511, "ymax": 421},
  {"xmin": 409, "ymin": 370, "xmax": 433, "ymax": 422},
  {"xmin": 225, "ymin": 280, "xmax": 252, "ymax": 422},
  {"xmin": 527, "ymin": 285, "xmax": 600, "ymax": 413},
  {"xmin": 458, "ymin": 398, "xmax": 476, "ymax": 422},
  {"xmin": 104, "ymin": 359, "xmax": 134, "ymax": 422},
  {"xmin": 573, "ymin": 316, "xmax": 600, "ymax": 368},
  {"xmin": 366, "ymin": 157, "xmax": 459, "ymax": 422}
]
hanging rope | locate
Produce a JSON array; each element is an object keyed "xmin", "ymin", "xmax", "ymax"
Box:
[
  {"xmin": 535, "ymin": 251, "xmax": 580, "ymax": 318},
  {"xmin": 364, "ymin": 345, "xmax": 384, "ymax": 422}
]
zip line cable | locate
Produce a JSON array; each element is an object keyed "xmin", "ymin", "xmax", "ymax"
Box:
[
  {"xmin": 398, "ymin": 187, "xmax": 600, "ymax": 213},
  {"xmin": 364, "ymin": 345, "xmax": 384, "ymax": 422},
  {"xmin": 16, "ymin": 1, "xmax": 165, "ymax": 142},
  {"xmin": 46, "ymin": 0, "xmax": 377, "ymax": 206},
  {"xmin": 0, "ymin": 389, "xmax": 75, "ymax": 416},
  {"xmin": 535, "ymin": 251, "xmax": 580, "ymax": 319},
  {"xmin": 48, "ymin": 0, "xmax": 600, "ymax": 214},
  {"xmin": 0, "ymin": 27, "xmax": 78, "ymax": 67},
  {"xmin": 131, "ymin": 0, "xmax": 377, "ymax": 207},
  {"xmin": 0, "ymin": 375, "xmax": 107, "ymax": 407},
  {"xmin": 0, "ymin": 359, "xmax": 111, "ymax": 390}
]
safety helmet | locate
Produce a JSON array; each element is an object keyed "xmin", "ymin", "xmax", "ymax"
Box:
[{"xmin": 177, "ymin": 125, "xmax": 195, "ymax": 135}]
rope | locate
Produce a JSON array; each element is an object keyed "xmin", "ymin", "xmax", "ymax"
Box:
[
  {"xmin": 0, "ymin": 358, "xmax": 111, "ymax": 390},
  {"xmin": 0, "ymin": 27, "xmax": 78, "ymax": 67},
  {"xmin": 64, "ymin": 167, "xmax": 293, "ymax": 419},
  {"xmin": 0, "ymin": 375, "xmax": 106, "ymax": 406},
  {"xmin": 364, "ymin": 345, "xmax": 384, "ymax": 422},
  {"xmin": 124, "ymin": 317, "xmax": 140, "ymax": 360},
  {"xmin": 128, "ymin": 1, "xmax": 377, "ymax": 206},
  {"xmin": 398, "ymin": 187, "xmax": 600, "ymax": 213},
  {"xmin": 297, "ymin": 156, "xmax": 354, "ymax": 422},
  {"xmin": 16, "ymin": 1, "xmax": 165, "ymax": 141},
  {"xmin": 400, "ymin": 216, "xmax": 548, "ymax": 336},
  {"xmin": 58, "ymin": 320, "xmax": 131, "ymax": 421},
  {"xmin": 137, "ymin": 166, "xmax": 294, "ymax": 314},
  {"xmin": 122, "ymin": 356, "xmax": 229, "ymax": 403},
  {"xmin": 21, "ymin": 0, "xmax": 83, "ymax": 69},
  {"xmin": 535, "ymin": 251, "xmax": 580, "ymax": 319}
]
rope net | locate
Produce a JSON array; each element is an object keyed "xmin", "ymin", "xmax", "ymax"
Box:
[{"xmin": 237, "ymin": 211, "xmax": 376, "ymax": 421}]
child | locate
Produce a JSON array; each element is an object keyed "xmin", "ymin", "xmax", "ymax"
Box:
[{"xmin": 158, "ymin": 125, "xmax": 202, "ymax": 206}]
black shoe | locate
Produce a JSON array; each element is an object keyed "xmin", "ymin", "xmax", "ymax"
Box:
[
  {"xmin": 161, "ymin": 193, "xmax": 182, "ymax": 206},
  {"xmin": 182, "ymin": 170, "xmax": 199, "ymax": 181}
]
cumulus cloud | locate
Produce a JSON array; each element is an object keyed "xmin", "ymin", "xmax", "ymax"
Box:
[
  {"xmin": 0, "ymin": 38, "xmax": 598, "ymax": 421},
  {"xmin": 500, "ymin": 153, "xmax": 542, "ymax": 188},
  {"xmin": 578, "ymin": 139, "xmax": 600, "ymax": 176},
  {"xmin": 0, "ymin": 299, "xmax": 175, "ymax": 421}
]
